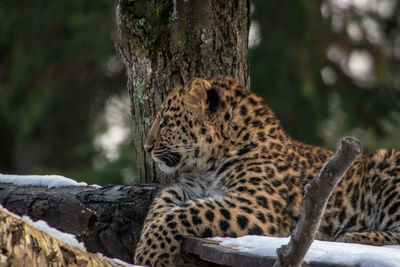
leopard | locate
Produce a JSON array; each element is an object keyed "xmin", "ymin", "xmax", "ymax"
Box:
[{"xmin": 134, "ymin": 76, "xmax": 400, "ymax": 266}]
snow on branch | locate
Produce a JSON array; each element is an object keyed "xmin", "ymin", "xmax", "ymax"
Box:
[{"xmin": 274, "ymin": 136, "xmax": 362, "ymax": 267}]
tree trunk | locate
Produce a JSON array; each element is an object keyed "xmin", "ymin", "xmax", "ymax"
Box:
[
  {"xmin": 0, "ymin": 183, "xmax": 163, "ymax": 263},
  {"xmin": 115, "ymin": 0, "xmax": 250, "ymax": 183},
  {"xmin": 0, "ymin": 207, "xmax": 133, "ymax": 267}
]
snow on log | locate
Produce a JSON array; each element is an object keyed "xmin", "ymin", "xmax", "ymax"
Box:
[
  {"xmin": 0, "ymin": 177, "xmax": 164, "ymax": 263},
  {"xmin": 0, "ymin": 206, "xmax": 136, "ymax": 266},
  {"xmin": 210, "ymin": 235, "xmax": 400, "ymax": 266},
  {"xmin": 274, "ymin": 137, "xmax": 362, "ymax": 267},
  {"xmin": 0, "ymin": 174, "xmax": 91, "ymax": 188}
]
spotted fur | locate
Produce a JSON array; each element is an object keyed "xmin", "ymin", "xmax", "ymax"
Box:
[{"xmin": 135, "ymin": 76, "xmax": 400, "ymax": 266}]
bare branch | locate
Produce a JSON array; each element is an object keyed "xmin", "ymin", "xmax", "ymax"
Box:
[{"xmin": 274, "ymin": 136, "xmax": 362, "ymax": 267}]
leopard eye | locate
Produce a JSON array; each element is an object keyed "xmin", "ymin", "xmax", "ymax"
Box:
[{"xmin": 160, "ymin": 116, "xmax": 172, "ymax": 128}]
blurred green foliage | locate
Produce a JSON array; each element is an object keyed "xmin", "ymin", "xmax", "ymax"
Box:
[
  {"xmin": 250, "ymin": 0, "xmax": 400, "ymax": 153},
  {"xmin": 0, "ymin": 0, "xmax": 138, "ymax": 185},
  {"xmin": 250, "ymin": 0, "xmax": 330, "ymax": 144},
  {"xmin": 0, "ymin": 1, "xmax": 399, "ymax": 185}
]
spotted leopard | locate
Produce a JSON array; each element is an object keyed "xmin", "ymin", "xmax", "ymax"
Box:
[{"xmin": 134, "ymin": 76, "xmax": 400, "ymax": 266}]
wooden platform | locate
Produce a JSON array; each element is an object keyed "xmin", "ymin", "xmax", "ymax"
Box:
[{"xmin": 175, "ymin": 237, "xmax": 352, "ymax": 267}]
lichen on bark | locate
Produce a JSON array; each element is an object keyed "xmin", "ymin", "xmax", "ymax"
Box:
[{"xmin": 116, "ymin": 0, "xmax": 250, "ymax": 183}]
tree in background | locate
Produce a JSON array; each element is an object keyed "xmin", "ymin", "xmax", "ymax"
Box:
[
  {"xmin": 250, "ymin": 1, "xmax": 331, "ymax": 145},
  {"xmin": 116, "ymin": 0, "xmax": 250, "ymax": 183}
]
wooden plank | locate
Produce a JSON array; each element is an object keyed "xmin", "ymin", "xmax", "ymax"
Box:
[{"xmin": 180, "ymin": 237, "xmax": 354, "ymax": 267}]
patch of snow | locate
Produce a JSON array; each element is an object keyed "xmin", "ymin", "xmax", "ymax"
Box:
[
  {"xmin": 22, "ymin": 215, "xmax": 86, "ymax": 251},
  {"xmin": 211, "ymin": 235, "xmax": 400, "ymax": 267},
  {"xmin": 0, "ymin": 174, "xmax": 90, "ymax": 188},
  {"xmin": 0, "ymin": 204, "xmax": 85, "ymax": 250}
]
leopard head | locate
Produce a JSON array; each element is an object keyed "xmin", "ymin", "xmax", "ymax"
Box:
[{"xmin": 144, "ymin": 78, "xmax": 224, "ymax": 173}]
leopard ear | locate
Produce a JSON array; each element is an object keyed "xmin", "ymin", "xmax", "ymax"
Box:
[{"xmin": 184, "ymin": 78, "xmax": 211, "ymax": 114}]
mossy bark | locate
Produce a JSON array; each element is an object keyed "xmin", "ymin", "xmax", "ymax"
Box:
[{"xmin": 116, "ymin": 0, "xmax": 250, "ymax": 183}]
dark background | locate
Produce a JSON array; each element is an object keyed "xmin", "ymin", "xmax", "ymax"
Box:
[{"xmin": 1, "ymin": 0, "xmax": 399, "ymax": 185}]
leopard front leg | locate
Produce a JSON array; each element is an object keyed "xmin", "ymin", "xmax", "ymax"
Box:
[
  {"xmin": 135, "ymin": 212, "xmax": 181, "ymax": 266},
  {"xmin": 142, "ymin": 185, "xmax": 186, "ymax": 229},
  {"xmin": 135, "ymin": 194, "xmax": 286, "ymax": 267},
  {"xmin": 142, "ymin": 180, "xmax": 208, "ymax": 228}
]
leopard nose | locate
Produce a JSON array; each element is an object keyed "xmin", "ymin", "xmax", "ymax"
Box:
[{"xmin": 144, "ymin": 144, "xmax": 154, "ymax": 153}]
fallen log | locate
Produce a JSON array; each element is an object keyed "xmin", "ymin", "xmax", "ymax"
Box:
[{"xmin": 0, "ymin": 183, "xmax": 163, "ymax": 263}]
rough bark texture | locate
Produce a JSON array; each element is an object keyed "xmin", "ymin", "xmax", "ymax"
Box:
[
  {"xmin": 274, "ymin": 137, "xmax": 362, "ymax": 267},
  {"xmin": 0, "ymin": 208, "xmax": 134, "ymax": 267},
  {"xmin": 0, "ymin": 183, "xmax": 163, "ymax": 263},
  {"xmin": 115, "ymin": 0, "xmax": 250, "ymax": 183}
]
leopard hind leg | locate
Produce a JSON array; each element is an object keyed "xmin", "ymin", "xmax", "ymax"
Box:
[
  {"xmin": 337, "ymin": 149, "xmax": 400, "ymax": 246},
  {"xmin": 336, "ymin": 231, "xmax": 400, "ymax": 245}
]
